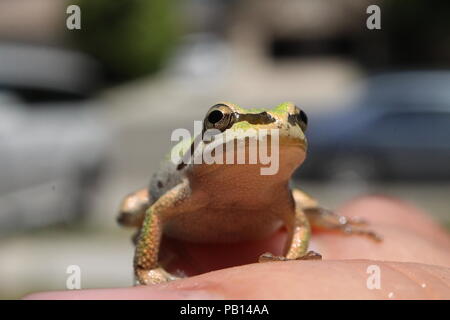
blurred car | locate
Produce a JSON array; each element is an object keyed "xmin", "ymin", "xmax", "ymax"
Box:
[
  {"xmin": 0, "ymin": 43, "xmax": 111, "ymax": 234},
  {"xmin": 297, "ymin": 71, "xmax": 450, "ymax": 181}
]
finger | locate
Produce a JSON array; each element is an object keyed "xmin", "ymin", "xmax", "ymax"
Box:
[
  {"xmin": 24, "ymin": 260, "xmax": 450, "ymax": 299},
  {"xmin": 336, "ymin": 195, "xmax": 450, "ymax": 246},
  {"xmin": 311, "ymin": 196, "xmax": 450, "ymax": 266}
]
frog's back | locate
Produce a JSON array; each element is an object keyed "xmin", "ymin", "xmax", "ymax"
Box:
[
  {"xmin": 149, "ymin": 135, "xmax": 194, "ymax": 201},
  {"xmin": 149, "ymin": 158, "xmax": 184, "ymax": 202}
]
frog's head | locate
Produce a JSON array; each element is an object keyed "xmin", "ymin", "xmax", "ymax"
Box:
[
  {"xmin": 202, "ymin": 101, "xmax": 307, "ymax": 147},
  {"xmin": 185, "ymin": 102, "xmax": 308, "ymax": 181}
]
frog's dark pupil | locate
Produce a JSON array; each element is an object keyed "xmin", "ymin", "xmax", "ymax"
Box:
[
  {"xmin": 208, "ymin": 110, "xmax": 224, "ymax": 124},
  {"xmin": 298, "ymin": 110, "xmax": 308, "ymax": 125}
]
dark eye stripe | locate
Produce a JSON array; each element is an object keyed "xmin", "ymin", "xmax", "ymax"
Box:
[
  {"xmin": 235, "ymin": 112, "xmax": 275, "ymax": 125},
  {"xmin": 288, "ymin": 114, "xmax": 297, "ymax": 126},
  {"xmin": 287, "ymin": 111, "xmax": 308, "ymax": 131}
]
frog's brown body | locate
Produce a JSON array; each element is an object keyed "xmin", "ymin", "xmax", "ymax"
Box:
[{"xmin": 118, "ymin": 102, "xmax": 381, "ymax": 285}]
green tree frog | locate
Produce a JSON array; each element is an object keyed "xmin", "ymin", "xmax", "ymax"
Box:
[{"xmin": 117, "ymin": 102, "xmax": 381, "ymax": 285}]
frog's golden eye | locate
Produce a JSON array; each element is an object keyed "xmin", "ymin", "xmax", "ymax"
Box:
[
  {"xmin": 289, "ymin": 107, "xmax": 308, "ymax": 132},
  {"xmin": 204, "ymin": 104, "xmax": 235, "ymax": 132},
  {"xmin": 297, "ymin": 109, "xmax": 308, "ymax": 132}
]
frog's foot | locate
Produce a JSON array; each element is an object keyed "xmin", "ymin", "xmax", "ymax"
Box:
[
  {"xmin": 258, "ymin": 251, "xmax": 322, "ymax": 263},
  {"xmin": 307, "ymin": 207, "xmax": 369, "ymax": 226},
  {"xmin": 341, "ymin": 225, "xmax": 383, "ymax": 242},
  {"xmin": 135, "ymin": 267, "xmax": 180, "ymax": 285},
  {"xmin": 304, "ymin": 207, "xmax": 382, "ymax": 242}
]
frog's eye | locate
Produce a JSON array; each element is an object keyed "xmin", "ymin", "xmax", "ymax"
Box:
[
  {"xmin": 296, "ymin": 109, "xmax": 308, "ymax": 132},
  {"xmin": 204, "ymin": 104, "xmax": 234, "ymax": 132},
  {"xmin": 207, "ymin": 110, "xmax": 224, "ymax": 124}
]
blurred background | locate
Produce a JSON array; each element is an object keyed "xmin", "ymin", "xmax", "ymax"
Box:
[{"xmin": 0, "ymin": 0, "xmax": 449, "ymax": 299}]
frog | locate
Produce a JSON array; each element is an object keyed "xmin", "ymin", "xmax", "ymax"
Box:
[{"xmin": 117, "ymin": 102, "xmax": 381, "ymax": 285}]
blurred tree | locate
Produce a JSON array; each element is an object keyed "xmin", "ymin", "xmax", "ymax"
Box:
[{"xmin": 71, "ymin": 0, "xmax": 180, "ymax": 81}]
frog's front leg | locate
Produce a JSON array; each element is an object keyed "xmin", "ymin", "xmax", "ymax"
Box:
[
  {"xmin": 293, "ymin": 189, "xmax": 382, "ymax": 242},
  {"xmin": 134, "ymin": 180, "xmax": 193, "ymax": 285},
  {"xmin": 259, "ymin": 195, "xmax": 322, "ymax": 263},
  {"xmin": 117, "ymin": 188, "xmax": 150, "ymax": 228}
]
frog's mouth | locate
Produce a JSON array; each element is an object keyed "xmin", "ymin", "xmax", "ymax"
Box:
[{"xmin": 179, "ymin": 129, "xmax": 306, "ymax": 174}]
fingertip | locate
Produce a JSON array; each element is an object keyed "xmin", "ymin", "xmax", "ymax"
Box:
[
  {"xmin": 337, "ymin": 195, "xmax": 450, "ymax": 246},
  {"xmin": 159, "ymin": 260, "xmax": 450, "ymax": 299}
]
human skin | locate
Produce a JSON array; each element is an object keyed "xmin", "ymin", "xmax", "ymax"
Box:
[{"xmin": 25, "ymin": 196, "xmax": 450, "ymax": 299}]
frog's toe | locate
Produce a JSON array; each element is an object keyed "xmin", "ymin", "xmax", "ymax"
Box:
[
  {"xmin": 135, "ymin": 267, "xmax": 180, "ymax": 285},
  {"xmin": 258, "ymin": 252, "xmax": 289, "ymax": 263},
  {"xmin": 258, "ymin": 251, "xmax": 322, "ymax": 262},
  {"xmin": 343, "ymin": 226, "xmax": 383, "ymax": 242},
  {"xmin": 296, "ymin": 250, "xmax": 322, "ymax": 260},
  {"xmin": 346, "ymin": 216, "xmax": 369, "ymax": 226}
]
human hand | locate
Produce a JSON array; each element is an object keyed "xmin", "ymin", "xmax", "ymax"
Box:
[{"xmin": 25, "ymin": 196, "xmax": 450, "ymax": 299}]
